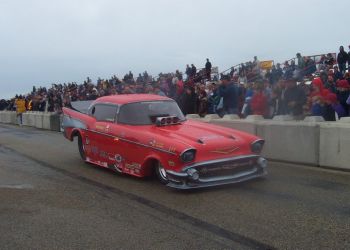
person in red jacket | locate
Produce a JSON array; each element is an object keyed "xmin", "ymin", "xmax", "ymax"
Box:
[{"xmin": 250, "ymin": 84, "xmax": 268, "ymax": 116}]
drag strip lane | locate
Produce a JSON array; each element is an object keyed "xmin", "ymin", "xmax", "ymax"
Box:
[
  {"xmin": 0, "ymin": 144, "xmax": 275, "ymax": 250},
  {"xmin": 1, "ymin": 124, "xmax": 350, "ymax": 249}
]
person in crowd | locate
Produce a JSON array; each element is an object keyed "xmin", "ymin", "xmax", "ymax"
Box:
[
  {"xmin": 333, "ymin": 66, "xmax": 343, "ymax": 82},
  {"xmin": 304, "ymin": 57, "xmax": 317, "ymax": 76},
  {"xmin": 325, "ymin": 53, "xmax": 335, "ymax": 66},
  {"xmin": 185, "ymin": 64, "xmax": 191, "ymax": 80},
  {"xmin": 197, "ymin": 84, "xmax": 208, "ymax": 117},
  {"xmin": 207, "ymin": 82, "xmax": 220, "ymax": 114},
  {"xmin": 205, "ymin": 58, "xmax": 212, "ymax": 80},
  {"xmin": 296, "ymin": 53, "xmax": 305, "ymax": 80},
  {"xmin": 250, "ymin": 84, "xmax": 268, "ymax": 116},
  {"xmin": 253, "ymin": 56, "xmax": 260, "ymax": 71},
  {"xmin": 242, "ymin": 82, "xmax": 255, "ymax": 117},
  {"xmin": 284, "ymin": 60, "xmax": 296, "ymax": 80},
  {"xmin": 296, "ymin": 53, "xmax": 305, "ymax": 70},
  {"xmin": 179, "ymin": 86, "xmax": 197, "ymax": 115},
  {"xmin": 283, "ymin": 79, "xmax": 307, "ymax": 118},
  {"xmin": 324, "ymin": 75, "xmax": 337, "ymax": 93},
  {"xmin": 327, "ymin": 92, "xmax": 347, "ymax": 119},
  {"xmin": 336, "ymin": 79, "xmax": 350, "ymax": 116},
  {"xmin": 220, "ymin": 75, "xmax": 238, "ymax": 115},
  {"xmin": 15, "ymin": 95, "xmax": 26, "ymax": 126},
  {"xmin": 337, "ymin": 46, "xmax": 349, "ymax": 74},
  {"xmin": 0, "ymin": 99, "xmax": 9, "ymax": 110},
  {"xmin": 153, "ymin": 85, "xmax": 166, "ymax": 96},
  {"xmin": 323, "ymin": 93, "xmax": 338, "ymax": 121},
  {"xmin": 238, "ymin": 70, "xmax": 248, "ymax": 85},
  {"xmin": 191, "ymin": 64, "xmax": 197, "ymax": 79},
  {"xmin": 175, "ymin": 76, "xmax": 184, "ymax": 101},
  {"xmin": 347, "ymin": 45, "xmax": 350, "ymax": 70},
  {"xmin": 318, "ymin": 89, "xmax": 335, "ymax": 121},
  {"xmin": 136, "ymin": 73, "xmax": 143, "ymax": 83}
]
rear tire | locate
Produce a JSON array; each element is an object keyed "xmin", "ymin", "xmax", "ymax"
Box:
[
  {"xmin": 155, "ymin": 162, "xmax": 169, "ymax": 185},
  {"xmin": 77, "ymin": 134, "xmax": 86, "ymax": 161}
]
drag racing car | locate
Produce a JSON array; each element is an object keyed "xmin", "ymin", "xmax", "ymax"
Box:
[{"xmin": 62, "ymin": 94, "xmax": 267, "ymax": 189}]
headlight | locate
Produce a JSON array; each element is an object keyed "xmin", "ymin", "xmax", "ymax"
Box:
[
  {"xmin": 251, "ymin": 139, "xmax": 264, "ymax": 154},
  {"xmin": 180, "ymin": 149, "xmax": 196, "ymax": 162}
]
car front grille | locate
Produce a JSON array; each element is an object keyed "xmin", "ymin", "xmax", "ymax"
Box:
[{"xmin": 194, "ymin": 157, "xmax": 258, "ymax": 179}]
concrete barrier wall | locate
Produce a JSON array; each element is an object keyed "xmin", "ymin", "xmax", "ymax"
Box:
[
  {"xmin": 0, "ymin": 111, "xmax": 16, "ymax": 124},
  {"xmin": 256, "ymin": 121, "xmax": 320, "ymax": 165},
  {"xmin": 1, "ymin": 111, "xmax": 350, "ymax": 170},
  {"xmin": 319, "ymin": 123, "xmax": 350, "ymax": 170},
  {"xmin": 0, "ymin": 111, "xmax": 61, "ymax": 131}
]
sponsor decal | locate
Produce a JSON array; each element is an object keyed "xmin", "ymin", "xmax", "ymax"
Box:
[
  {"xmin": 149, "ymin": 139, "xmax": 164, "ymax": 149},
  {"xmin": 95, "ymin": 125, "xmax": 105, "ymax": 131},
  {"xmin": 99, "ymin": 151, "xmax": 108, "ymax": 159},
  {"xmin": 115, "ymin": 154, "xmax": 122, "ymax": 163},
  {"xmin": 96, "ymin": 161, "xmax": 108, "ymax": 168},
  {"xmin": 168, "ymin": 146, "xmax": 176, "ymax": 153},
  {"xmin": 105, "ymin": 124, "xmax": 110, "ymax": 133},
  {"xmin": 211, "ymin": 146, "xmax": 240, "ymax": 154},
  {"xmin": 125, "ymin": 163, "xmax": 141, "ymax": 170},
  {"xmin": 91, "ymin": 146, "xmax": 99, "ymax": 155}
]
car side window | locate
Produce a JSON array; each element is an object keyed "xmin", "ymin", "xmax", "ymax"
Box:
[{"xmin": 90, "ymin": 104, "xmax": 118, "ymax": 122}]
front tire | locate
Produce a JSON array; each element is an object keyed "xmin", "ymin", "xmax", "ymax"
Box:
[
  {"xmin": 77, "ymin": 134, "xmax": 86, "ymax": 161},
  {"xmin": 155, "ymin": 162, "xmax": 169, "ymax": 185}
]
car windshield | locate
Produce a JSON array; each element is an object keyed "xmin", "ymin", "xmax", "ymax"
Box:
[{"xmin": 118, "ymin": 100, "xmax": 186, "ymax": 125}]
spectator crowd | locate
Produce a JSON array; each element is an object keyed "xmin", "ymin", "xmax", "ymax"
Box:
[{"xmin": 2, "ymin": 45, "xmax": 350, "ymax": 123}]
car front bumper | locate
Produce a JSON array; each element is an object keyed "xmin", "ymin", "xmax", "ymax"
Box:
[{"xmin": 165, "ymin": 155, "xmax": 267, "ymax": 189}]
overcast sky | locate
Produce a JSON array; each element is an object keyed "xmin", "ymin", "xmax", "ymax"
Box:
[{"xmin": 1, "ymin": 0, "xmax": 349, "ymax": 98}]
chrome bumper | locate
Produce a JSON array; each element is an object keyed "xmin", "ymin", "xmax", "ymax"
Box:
[{"xmin": 165, "ymin": 155, "xmax": 267, "ymax": 189}]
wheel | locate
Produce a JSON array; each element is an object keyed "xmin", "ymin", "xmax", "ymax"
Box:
[
  {"xmin": 77, "ymin": 134, "xmax": 86, "ymax": 161},
  {"xmin": 155, "ymin": 162, "xmax": 169, "ymax": 185}
]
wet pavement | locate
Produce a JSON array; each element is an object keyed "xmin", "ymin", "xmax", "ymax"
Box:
[{"xmin": 0, "ymin": 124, "xmax": 349, "ymax": 250}]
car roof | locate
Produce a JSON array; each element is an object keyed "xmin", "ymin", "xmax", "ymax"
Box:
[{"xmin": 95, "ymin": 94, "xmax": 172, "ymax": 105}]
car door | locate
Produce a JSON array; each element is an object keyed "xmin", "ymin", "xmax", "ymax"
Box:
[{"xmin": 88, "ymin": 103, "xmax": 118, "ymax": 167}]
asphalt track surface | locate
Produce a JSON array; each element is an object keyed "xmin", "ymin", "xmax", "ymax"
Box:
[{"xmin": 0, "ymin": 124, "xmax": 349, "ymax": 250}]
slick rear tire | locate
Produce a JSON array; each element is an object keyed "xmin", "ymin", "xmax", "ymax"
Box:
[
  {"xmin": 77, "ymin": 134, "xmax": 86, "ymax": 161},
  {"xmin": 155, "ymin": 162, "xmax": 169, "ymax": 185}
]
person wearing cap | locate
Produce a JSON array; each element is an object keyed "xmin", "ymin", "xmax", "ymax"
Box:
[{"xmin": 326, "ymin": 92, "xmax": 347, "ymax": 119}]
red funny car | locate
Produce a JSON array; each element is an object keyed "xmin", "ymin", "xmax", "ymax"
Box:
[{"xmin": 62, "ymin": 94, "xmax": 267, "ymax": 189}]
